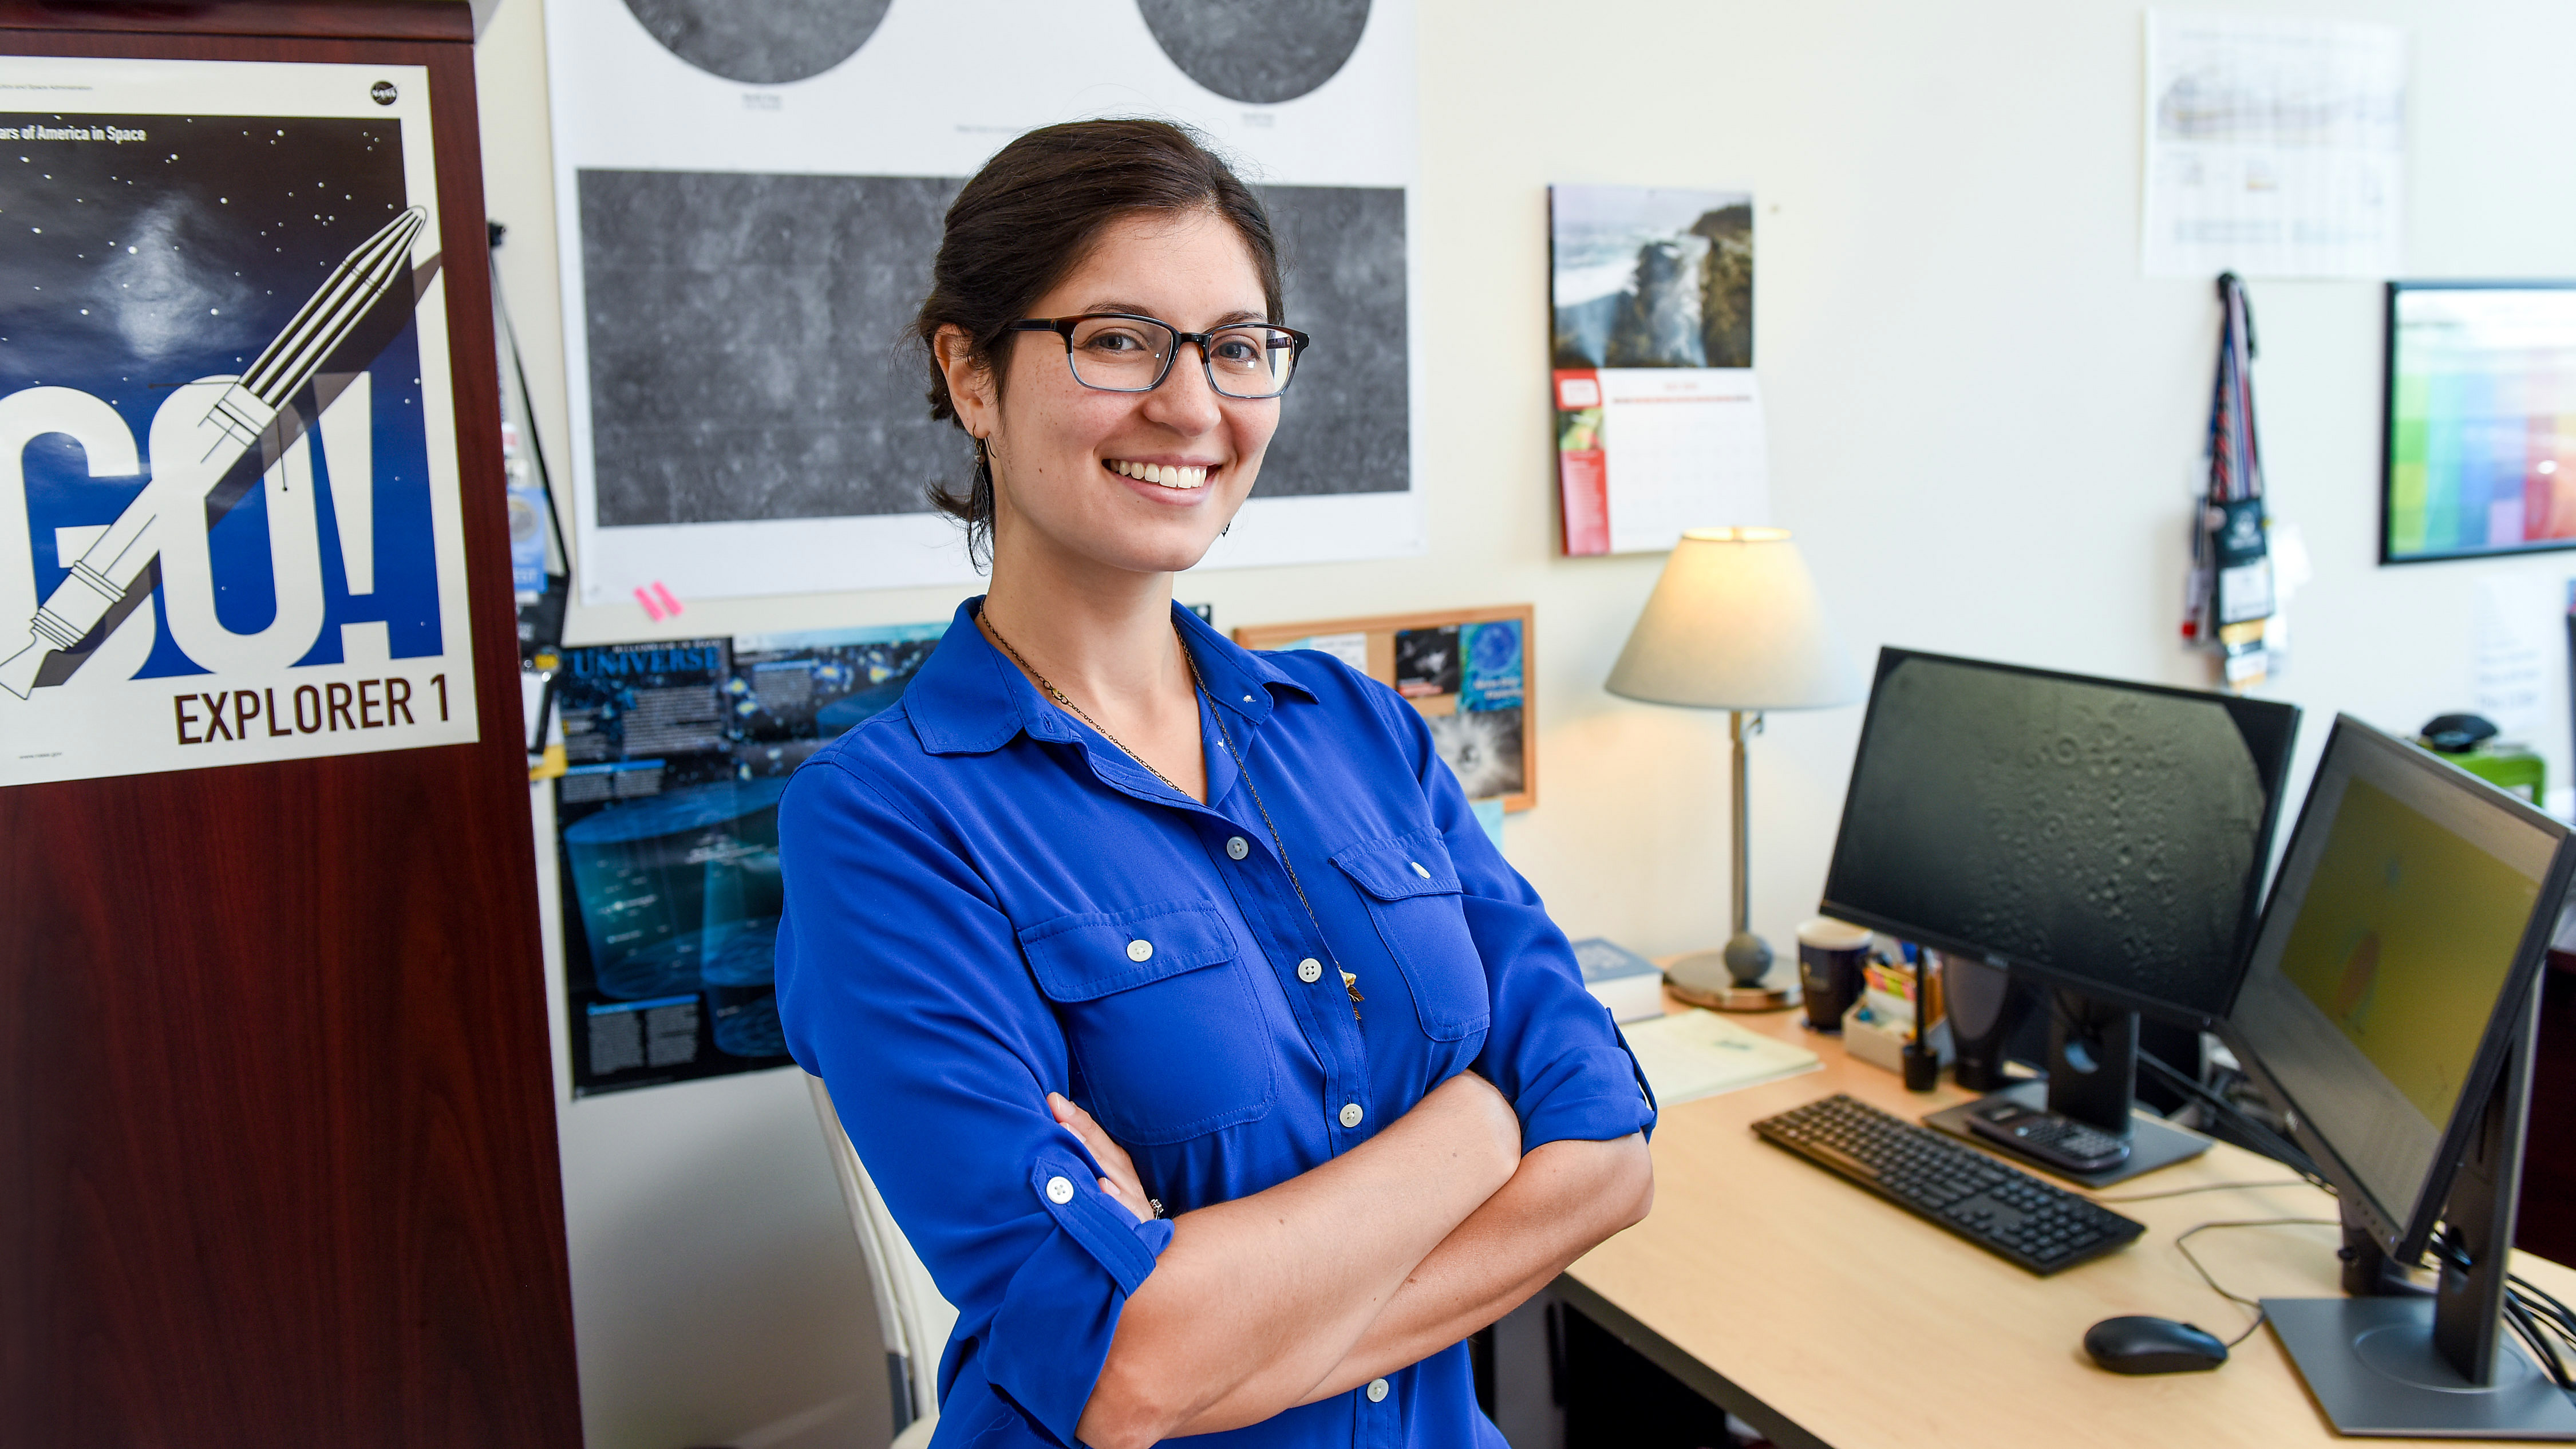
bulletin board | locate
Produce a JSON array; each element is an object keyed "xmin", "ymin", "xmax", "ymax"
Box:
[{"xmin": 1235, "ymin": 604, "xmax": 1535, "ymax": 812}]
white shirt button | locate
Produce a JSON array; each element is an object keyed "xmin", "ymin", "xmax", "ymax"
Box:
[
  {"xmin": 1226, "ymin": 836, "xmax": 1250, "ymax": 860},
  {"xmin": 1298, "ymin": 958, "xmax": 1323, "ymax": 984},
  {"xmin": 1045, "ymin": 1175, "xmax": 1074, "ymax": 1205},
  {"xmin": 1340, "ymin": 1102, "xmax": 1364, "ymax": 1129},
  {"xmin": 1126, "ymin": 939, "xmax": 1154, "ymax": 962},
  {"xmin": 1366, "ymin": 1377, "xmax": 1389, "ymax": 1403},
  {"xmin": 1243, "ymin": 693, "xmax": 1256, "ymax": 703},
  {"xmin": 1409, "ymin": 860, "xmax": 1431, "ymax": 879}
]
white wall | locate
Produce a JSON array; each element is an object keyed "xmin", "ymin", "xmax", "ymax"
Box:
[{"xmin": 475, "ymin": 2, "xmax": 2576, "ymax": 1444}]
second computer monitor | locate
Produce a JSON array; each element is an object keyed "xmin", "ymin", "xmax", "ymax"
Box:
[
  {"xmin": 2229, "ymin": 714, "xmax": 2571, "ymax": 1258},
  {"xmin": 1821, "ymin": 648, "xmax": 2300, "ymax": 1025},
  {"xmin": 2223, "ymin": 714, "xmax": 2576, "ymax": 1436}
]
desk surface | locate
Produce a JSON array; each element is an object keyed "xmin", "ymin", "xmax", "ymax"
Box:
[{"xmin": 1562, "ymin": 995, "xmax": 2576, "ymax": 1449}]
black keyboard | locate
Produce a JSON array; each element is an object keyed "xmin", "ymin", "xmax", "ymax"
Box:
[{"xmin": 1752, "ymin": 1094, "xmax": 2145, "ymax": 1274}]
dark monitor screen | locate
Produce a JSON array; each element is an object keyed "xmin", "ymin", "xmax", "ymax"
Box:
[
  {"xmin": 1819, "ymin": 649, "xmax": 2300, "ymax": 1024},
  {"xmin": 2225, "ymin": 716, "xmax": 2572, "ymax": 1257}
]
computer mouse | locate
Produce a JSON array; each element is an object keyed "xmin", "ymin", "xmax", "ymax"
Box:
[{"xmin": 2083, "ymin": 1316, "xmax": 2229, "ymax": 1374}]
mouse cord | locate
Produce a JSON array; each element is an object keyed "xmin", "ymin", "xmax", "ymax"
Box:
[
  {"xmin": 2173, "ymin": 1217, "xmax": 2340, "ymax": 1348},
  {"xmin": 2091, "ymin": 1178, "xmax": 2313, "ymax": 1204}
]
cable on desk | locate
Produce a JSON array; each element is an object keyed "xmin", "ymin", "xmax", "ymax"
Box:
[
  {"xmin": 2137, "ymin": 1049, "xmax": 2327, "ymax": 1187},
  {"xmin": 2511, "ymin": 1277, "xmax": 2576, "ymax": 1392},
  {"xmin": 2160, "ymin": 1214, "xmax": 2576, "ymax": 1393},
  {"xmin": 2091, "ymin": 1178, "xmax": 2313, "ymax": 1204},
  {"xmin": 2512, "ymin": 1273, "xmax": 2576, "ymax": 1339},
  {"xmin": 2172, "ymin": 1217, "xmax": 2340, "ymax": 1348},
  {"xmin": 2505, "ymin": 1296, "xmax": 2575, "ymax": 1391}
]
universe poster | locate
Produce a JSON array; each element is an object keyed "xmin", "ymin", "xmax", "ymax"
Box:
[
  {"xmin": 0, "ymin": 57, "xmax": 476, "ymax": 787},
  {"xmin": 556, "ymin": 621, "xmax": 946, "ymax": 1094},
  {"xmin": 545, "ymin": 0, "xmax": 1420, "ymax": 603}
]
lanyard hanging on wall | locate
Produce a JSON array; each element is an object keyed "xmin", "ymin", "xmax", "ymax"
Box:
[{"xmin": 2187, "ymin": 271, "xmax": 2275, "ymax": 691}]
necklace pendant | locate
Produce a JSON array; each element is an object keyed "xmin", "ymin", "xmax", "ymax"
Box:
[{"xmin": 1341, "ymin": 970, "xmax": 1362, "ymax": 1005}]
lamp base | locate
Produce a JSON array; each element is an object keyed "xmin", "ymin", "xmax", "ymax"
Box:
[
  {"xmin": 1665, "ymin": 950, "xmax": 1803, "ymax": 1013},
  {"xmin": 1721, "ymin": 930, "xmax": 1775, "ymax": 984}
]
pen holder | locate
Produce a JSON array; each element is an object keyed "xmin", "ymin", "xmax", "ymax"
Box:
[{"xmin": 1842, "ymin": 998, "xmax": 1952, "ymax": 1077}]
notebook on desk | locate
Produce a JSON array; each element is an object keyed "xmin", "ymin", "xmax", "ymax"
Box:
[{"xmin": 1621, "ymin": 1009, "xmax": 1820, "ymax": 1104}]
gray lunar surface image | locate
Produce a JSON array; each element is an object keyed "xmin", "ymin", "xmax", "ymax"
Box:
[
  {"xmin": 1140, "ymin": 0, "xmax": 1373, "ymax": 104},
  {"xmin": 1252, "ymin": 184, "xmax": 1409, "ymax": 500},
  {"xmin": 621, "ymin": 0, "xmax": 891, "ymax": 85},
  {"xmin": 580, "ymin": 171, "xmax": 959, "ymax": 525},
  {"xmin": 578, "ymin": 172, "xmax": 1409, "ymax": 528}
]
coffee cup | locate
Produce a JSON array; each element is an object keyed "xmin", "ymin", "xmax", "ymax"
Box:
[{"xmin": 1796, "ymin": 917, "xmax": 1873, "ymax": 1032}]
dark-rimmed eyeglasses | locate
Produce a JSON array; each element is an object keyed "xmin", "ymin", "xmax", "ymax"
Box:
[{"xmin": 1005, "ymin": 313, "xmax": 1310, "ymax": 400}]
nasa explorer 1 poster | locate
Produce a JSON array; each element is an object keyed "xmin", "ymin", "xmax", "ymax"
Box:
[{"xmin": 0, "ymin": 57, "xmax": 477, "ymax": 788}]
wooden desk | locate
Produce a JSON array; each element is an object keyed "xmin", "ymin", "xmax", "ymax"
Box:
[{"xmin": 1560, "ymin": 998, "xmax": 2576, "ymax": 1449}]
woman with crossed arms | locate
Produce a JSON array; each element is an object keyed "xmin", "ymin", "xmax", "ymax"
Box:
[{"xmin": 778, "ymin": 119, "xmax": 1654, "ymax": 1449}]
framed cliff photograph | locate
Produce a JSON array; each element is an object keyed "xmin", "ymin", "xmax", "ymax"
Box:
[
  {"xmin": 1548, "ymin": 184, "xmax": 1768, "ymax": 556},
  {"xmin": 1551, "ymin": 183, "xmax": 1752, "ymax": 371}
]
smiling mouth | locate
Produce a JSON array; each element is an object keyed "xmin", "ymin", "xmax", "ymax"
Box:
[{"xmin": 1107, "ymin": 458, "xmax": 1212, "ymax": 491}]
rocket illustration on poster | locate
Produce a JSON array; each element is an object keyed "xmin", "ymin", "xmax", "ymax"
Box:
[{"xmin": 0, "ymin": 57, "xmax": 479, "ymax": 787}]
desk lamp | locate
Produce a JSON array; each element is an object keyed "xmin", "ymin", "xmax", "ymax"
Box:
[{"xmin": 1606, "ymin": 528, "xmax": 1860, "ymax": 1004}]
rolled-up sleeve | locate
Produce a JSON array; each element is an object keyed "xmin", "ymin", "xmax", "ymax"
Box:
[
  {"xmin": 1361, "ymin": 683, "xmax": 1658, "ymax": 1152},
  {"xmin": 775, "ymin": 757, "xmax": 1172, "ymax": 1446}
]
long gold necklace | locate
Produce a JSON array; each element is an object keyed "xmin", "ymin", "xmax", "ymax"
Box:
[{"xmin": 978, "ymin": 607, "xmax": 1361, "ymax": 1016}]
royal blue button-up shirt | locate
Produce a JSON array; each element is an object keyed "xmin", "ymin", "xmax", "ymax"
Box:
[{"xmin": 776, "ymin": 599, "xmax": 1656, "ymax": 1449}]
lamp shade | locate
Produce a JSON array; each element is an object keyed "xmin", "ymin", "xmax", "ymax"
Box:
[{"xmin": 1605, "ymin": 527, "xmax": 1862, "ymax": 710}]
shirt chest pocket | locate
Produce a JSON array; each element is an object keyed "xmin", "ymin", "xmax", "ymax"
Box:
[
  {"xmin": 1332, "ymin": 832, "xmax": 1492, "ymax": 1043},
  {"xmin": 1018, "ymin": 901, "xmax": 1276, "ymax": 1147}
]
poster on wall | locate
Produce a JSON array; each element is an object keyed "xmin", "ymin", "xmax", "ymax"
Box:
[
  {"xmin": 558, "ymin": 621, "xmax": 945, "ymax": 1095},
  {"xmin": 2382, "ymin": 283, "xmax": 2576, "ymax": 564},
  {"xmin": 543, "ymin": 0, "xmax": 1421, "ymax": 605},
  {"xmin": 0, "ymin": 57, "xmax": 477, "ymax": 787},
  {"xmin": 2143, "ymin": 12, "xmax": 2407, "ymax": 280},
  {"xmin": 1547, "ymin": 183, "xmax": 1767, "ymax": 557}
]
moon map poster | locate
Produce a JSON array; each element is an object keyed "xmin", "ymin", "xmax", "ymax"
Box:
[
  {"xmin": 544, "ymin": 0, "xmax": 1421, "ymax": 603},
  {"xmin": 0, "ymin": 57, "xmax": 477, "ymax": 787}
]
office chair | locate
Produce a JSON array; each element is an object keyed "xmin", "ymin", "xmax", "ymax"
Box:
[{"xmin": 806, "ymin": 1075, "xmax": 959, "ymax": 1449}]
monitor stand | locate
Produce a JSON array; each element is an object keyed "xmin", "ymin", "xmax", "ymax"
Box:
[
  {"xmin": 2263, "ymin": 989, "xmax": 2576, "ymax": 1440},
  {"xmin": 1922, "ymin": 987, "xmax": 2212, "ymax": 1188}
]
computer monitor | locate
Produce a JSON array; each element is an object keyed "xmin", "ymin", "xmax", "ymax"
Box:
[
  {"xmin": 2224, "ymin": 715, "xmax": 2576, "ymax": 1438},
  {"xmin": 1819, "ymin": 648, "xmax": 2301, "ymax": 1182}
]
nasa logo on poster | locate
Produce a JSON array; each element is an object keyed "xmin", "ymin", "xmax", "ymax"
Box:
[{"xmin": 0, "ymin": 57, "xmax": 477, "ymax": 787}]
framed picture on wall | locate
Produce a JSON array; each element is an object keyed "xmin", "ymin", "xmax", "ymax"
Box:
[
  {"xmin": 1235, "ymin": 605, "xmax": 1536, "ymax": 812},
  {"xmin": 2382, "ymin": 281, "xmax": 2576, "ymax": 564}
]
